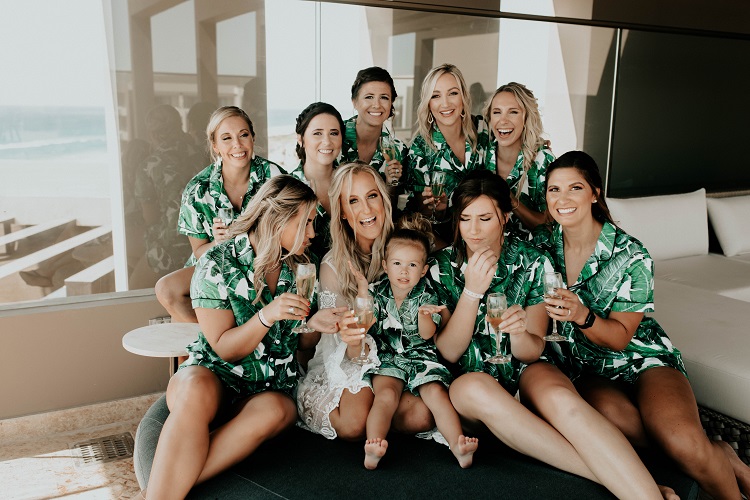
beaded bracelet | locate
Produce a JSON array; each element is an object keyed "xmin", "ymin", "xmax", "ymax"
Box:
[
  {"xmin": 258, "ymin": 309, "xmax": 273, "ymax": 328},
  {"xmin": 462, "ymin": 288, "xmax": 484, "ymax": 300}
]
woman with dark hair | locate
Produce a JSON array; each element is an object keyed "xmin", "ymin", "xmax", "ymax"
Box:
[
  {"xmin": 407, "ymin": 63, "xmax": 492, "ymax": 247},
  {"xmin": 289, "ymin": 102, "xmax": 345, "ymax": 260},
  {"xmin": 532, "ymin": 150, "xmax": 750, "ymax": 497},
  {"xmin": 155, "ymin": 106, "xmax": 284, "ymax": 325},
  {"xmin": 430, "ymin": 169, "xmax": 669, "ymax": 499},
  {"xmin": 343, "ymin": 67, "xmax": 408, "ymax": 207},
  {"xmin": 138, "ymin": 175, "xmax": 318, "ymax": 499}
]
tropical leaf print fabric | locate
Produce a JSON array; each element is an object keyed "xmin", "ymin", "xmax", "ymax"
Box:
[
  {"xmin": 366, "ymin": 277, "xmax": 451, "ymax": 394},
  {"xmin": 184, "ymin": 233, "xmax": 305, "ymax": 398},
  {"xmin": 289, "ymin": 163, "xmax": 332, "ymax": 260},
  {"xmin": 533, "ymin": 222, "xmax": 686, "ymax": 383},
  {"xmin": 428, "ymin": 239, "xmax": 553, "ymax": 393},
  {"xmin": 340, "ymin": 116, "xmax": 409, "ymax": 180}
]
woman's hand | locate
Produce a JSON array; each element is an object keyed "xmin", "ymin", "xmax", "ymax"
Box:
[
  {"xmin": 307, "ymin": 306, "xmax": 349, "ymax": 334},
  {"xmin": 463, "ymin": 247, "xmax": 498, "ymax": 296},
  {"xmin": 421, "ymin": 187, "xmax": 448, "ymax": 213},
  {"xmin": 263, "ymin": 292, "xmax": 311, "ymax": 324},
  {"xmin": 347, "ymin": 260, "xmax": 369, "ymax": 297},
  {"xmin": 338, "ymin": 309, "xmax": 369, "ymax": 347},
  {"xmin": 544, "ymin": 287, "xmax": 586, "ymax": 325},
  {"xmin": 212, "ymin": 217, "xmax": 231, "ymax": 243},
  {"xmin": 384, "ymin": 158, "xmax": 403, "ymax": 185},
  {"xmin": 499, "ymin": 304, "xmax": 527, "ymax": 336}
]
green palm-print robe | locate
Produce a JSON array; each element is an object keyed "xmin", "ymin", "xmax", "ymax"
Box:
[
  {"xmin": 340, "ymin": 116, "xmax": 409, "ymax": 181},
  {"xmin": 185, "ymin": 233, "xmax": 308, "ymax": 398},
  {"xmin": 429, "ymin": 239, "xmax": 553, "ymax": 394},
  {"xmin": 177, "ymin": 156, "xmax": 285, "ymax": 265},
  {"xmin": 484, "ymin": 144, "xmax": 554, "ymax": 241},
  {"xmin": 406, "ymin": 115, "xmax": 493, "ymax": 210},
  {"xmin": 533, "ymin": 222, "xmax": 686, "ymax": 384},
  {"xmin": 289, "ymin": 163, "xmax": 331, "ymax": 261},
  {"xmin": 365, "ymin": 277, "xmax": 450, "ymax": 393}
]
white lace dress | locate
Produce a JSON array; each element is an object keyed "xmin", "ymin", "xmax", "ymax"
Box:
[{"xmin": 296, "ymin": 254, "xmax": 379, "ymax": 439}]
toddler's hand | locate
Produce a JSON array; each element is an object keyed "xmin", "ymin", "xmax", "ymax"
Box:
[{"xmin": 418, "ymin": 304, "xmax": 447, "ymax": 315}]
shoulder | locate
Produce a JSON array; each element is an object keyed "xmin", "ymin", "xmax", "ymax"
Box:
[
  {"xmin": 506, "ymin": 237, "xmax": 553, "ymax": 271},
  {"xmin": 608, "ymin": 223, "xmax": 653, "ymax": 265},
  {"xmin": 183, "ymin": 163, "xmax": 215, "ymax": 194}
]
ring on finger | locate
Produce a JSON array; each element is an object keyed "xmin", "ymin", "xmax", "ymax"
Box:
[
  {"xmin": 567, "ymin": 308, "xmax": 571, "ymax": 317},
  {"xmin": 288, "ymin": 306, "xmax": 294, "ymax": 314}
]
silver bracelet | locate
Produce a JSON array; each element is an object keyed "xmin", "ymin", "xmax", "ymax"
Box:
[
  {"xmin": 462, "ymin": 288, "xmax": 484, "ymax": 300},
  {"xmin": 257, "ymin": 308, "xmax": 273, "ymax": 328}
]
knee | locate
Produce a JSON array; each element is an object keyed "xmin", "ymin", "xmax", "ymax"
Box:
[
  {"xmin": 335, "ymin": 418, "xmax": 367, "ymax": 441},
  {"xmin": 154, "ymin": 275, "xmax": 177, "ymax": 305},
  {"xmin": 394, "ymin": 402, "xmax": 434, "ymax": 434},
  {"xmin": 167, "ymin": 372, "xmax": 219, "ymax": 417},
  {"xmin": 656, "ymin": 427, "xmax": 713, "ymax": 472}
]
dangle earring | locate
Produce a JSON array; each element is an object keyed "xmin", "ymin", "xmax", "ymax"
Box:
[
  {"xmin": 461, "ymin": 110, "xmax": 466, "ymax": 118},
  {"xmin": 216, "ymin": 155, "xmax": 222, "ymax": 168},
  {"xmin": 428, "ymin": 113, "xmax": 434, "ymax": 124}
]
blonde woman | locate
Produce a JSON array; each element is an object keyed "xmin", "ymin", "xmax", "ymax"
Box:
[
  {"xmin": 484, "ymin": 82, "xmax": 554, "ymax": 240},
  {"xmin": 406, "ymin": 63, "xmax": 492, "ymax": 246},
  {"xmin": 155, "ymin": 106, "xmax": 284, "ymax": 324},
  {"xmin": 139, "ymin": 176, "xmax": 317, "ymax": 499},
  {"xmin": 297, "ymin": 162, "xmax": 436, "ymax": 441}
]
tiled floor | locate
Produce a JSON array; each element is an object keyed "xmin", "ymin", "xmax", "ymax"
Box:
[{"xmin": 0, "ymin": 394, "xmax": 161, "ymax": 500}]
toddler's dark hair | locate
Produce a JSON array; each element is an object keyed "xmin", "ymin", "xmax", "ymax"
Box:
[{"xmin": 385, "ymin": 213, "xmax": 434, "ymax": 260}]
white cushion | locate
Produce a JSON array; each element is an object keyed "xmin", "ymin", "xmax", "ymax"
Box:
[
  {"xmin": 651, "ymin": 278, "xmax": 750, "ymax": 423},
  {"xmin": 607, "ymin": 189, "xmax": 708, "ymax": 261},
  {"xmin": 655, "ymin": 254, "xmax": 750, "ymax": 303},
  {"xmin": 706, "ymin": 195, "xmax": 750, "ymax": 257}
]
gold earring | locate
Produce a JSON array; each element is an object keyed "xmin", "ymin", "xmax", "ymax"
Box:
[{"xmin": 428, "ymin": 113, "xmax": 434, "ymax": 124}]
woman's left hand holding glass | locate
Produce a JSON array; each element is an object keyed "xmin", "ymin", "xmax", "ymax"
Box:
[
  {"xmin": 499, "ymin": 304, "xmax": 527, "ymax": 336},
  {"xmin": 262, "ymin": 292, "xmax": 311, "ymax": 324},
  {"xmin": 384, "ymin": 158, "xmax": 403, "ymax": 186},
  {"xmin": 544, "ymin": 287, "xmax": 586, "ymax": 325},
  {"xmin": 212, "ymin": 217, "xmax": 231, "ymax": 243},
  {"xmin": 308, "ymin": 306, "xmax": 349, "ymax": 334}
]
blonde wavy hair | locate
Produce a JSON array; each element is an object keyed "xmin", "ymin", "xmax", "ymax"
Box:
[
  {"xmin": 484, "ymin": 82, "xmax": 545, "ymax": 194},
  {"xmin": 416, "ymin": 63, "xmax": 477, "ymax": 153},
  {"xmin": 328, "ymin": 162, "xmax": 394, "ymax": 304},
  {"xmin": 228, "ymin": 175, "xmax": 317, "ymax": 303},
  {"xmin": 206, "ymin": 106, "xmax": 255, "ymax": 164}
]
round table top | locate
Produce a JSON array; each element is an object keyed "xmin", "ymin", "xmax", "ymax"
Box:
[{"xmin": 122, "ymin": 322, "xmax": 201, "ymax": 358}]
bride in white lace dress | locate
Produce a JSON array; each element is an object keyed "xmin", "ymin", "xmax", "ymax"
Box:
[{"xmin": 297, "ymin": 163, "xmax": 435, "ymax": 440}]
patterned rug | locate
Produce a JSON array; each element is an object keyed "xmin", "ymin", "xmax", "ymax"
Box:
[{"xmin": 700, "ymin": 406, "xmax": 750, "ymax": 465}]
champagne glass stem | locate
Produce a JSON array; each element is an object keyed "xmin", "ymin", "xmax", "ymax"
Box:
[
  {"xmin": 359, "ymin": 336, "xmax": 366, "ymax": 359},
  {"xmin": 552, "ymin": 318, "xmax": 557, "ymax": 335}
]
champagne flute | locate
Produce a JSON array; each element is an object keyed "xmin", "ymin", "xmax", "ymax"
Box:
[
  {"xmin": 485, "ymin": 293, "xmax": 511, "ymax": 364},
  {"xmin": 350, "ymin": 295, "xmax": 374, "ymax": 365},
  {"xmin": 543, "ymin": 272, "xmax": 567, "ymax": 341},
  {"xmin": 292, "ymin": 263, "xmax": 316, "ymax": 334},
  {"xmin": 429, "ymin": 171, "xmax": 447, "ymax": 223},
  {"xmin": 380, "ymin": 134, "xmax": 399, "ymax": 186},
  {"xmin": 217, "ymin": 207, "xmax": 233, "ymax": 226}
]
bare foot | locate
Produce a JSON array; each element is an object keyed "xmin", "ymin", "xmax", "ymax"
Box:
[
  {"xmin": 657, "ymin": 485, "xmax": 679, "ymax": 500},
  {"xmin": 717, "ymin": 440, "xmax": 750, "ymax": 497},
  {"xmin": 364, "ymin": 438, "xmax": 388, "ymax": 470},
  {"xmin": 452, "ymin": 435, "xmax": 479, "ymax": 469}
]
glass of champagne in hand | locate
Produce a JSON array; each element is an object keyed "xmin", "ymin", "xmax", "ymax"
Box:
[
  {"xmin": 292, "ymin": 263, "xmax": 316, "ymax": 333},
  {"xmin": 543, "ymin": 272, "xmax": 567, "ymax": 341},
  {"xmin": 380, "ymin": 134, "xmax": 399, "ymax": 186},
  {"xmin": 429, "ymin": 171, "xmax": 447, "ymax": 223},
  {"xmin": 486, "ymin": 293, "xmax": 511, "ymax": 364},
  {"xmin": 350, "ymin": 295, "xmax": 374, "ymax": 365},
  {"xmin": 217, "ymin": 207, "xmax": 233, "ymax": 227}
]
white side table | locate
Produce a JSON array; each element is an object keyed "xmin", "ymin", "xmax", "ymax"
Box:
[{"xmin": 122, "ymin": 322, "xmax": 201, "ymax": 376}]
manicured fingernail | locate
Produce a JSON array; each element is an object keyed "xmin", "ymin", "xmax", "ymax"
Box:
[{"xmin": 360, "ymin": 328, "xmax": 365, "ymax": 333}]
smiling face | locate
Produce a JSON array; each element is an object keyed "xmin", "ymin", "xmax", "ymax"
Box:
[
  {"xmin": 458, "ymin": 195, "xmax": 507, "ymax": 257},
  {"xmin": 489, "ymin": 91, "xmax": 525, "ymax": 152},
  {"xmin": 546, "ymin": 167, "xmax": 600, "ymax": 228},
  {"xmin": 341, "ymin": 171, "xmax": 386, "ymax": 251},
  {"xmin": 429, "ymin": 73, "xmax": 465, "ymax": 130},
  {"xmin": 298, "ymin": 113, "xmax": 342, "ymax": 168},
  {"xmin": 279, "ymin": 205, "xmax": 317, "ymax": 255},
  {"xmin": 212, "ymin": 115, "xmax": 254, "ymax": 168},
  {"xmin": 383, "ymin": 241, "xmax": 428, "ymax": 295},
  {"xmin": 352, "ymin": 81, "xmax": 393, "ymax": 128}
]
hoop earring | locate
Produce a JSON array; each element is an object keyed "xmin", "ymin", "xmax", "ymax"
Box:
[
  {"xmin": 461, "ymin": 110, "xmax": 466, "ymax": 118},
  {"xmin": 428, "ymin": 113, "xmax": 434, "ymax": 124}
]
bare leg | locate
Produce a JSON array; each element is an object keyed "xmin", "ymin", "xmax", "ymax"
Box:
[
  {"xmin": 718, "ymin": 441, "xmax": 750, "ymax": 497},
  {"xmin": 392, "ymin": 391, "xmax": 435, "ymax": 433},
  {"xmin": 329, "ymin": 387, "xmax": 373, "ymax": 441},
  {"xmin": 155, "ymin": 267, "xmax": 197, "ymax": 323},
  {"xmin": 636, "ymin": 367, "xmax": 742, "ymax": 498},
  {"xmin": 520, "ymin": 363, "xmax": 663, "ymax": 499},
  {"xmin": 419, "ymin": 382, "xmax": 477, "ymax": 468},
  {"xmin": 364, "ymin": 376, "xmax": 404, "ymax": 469}
]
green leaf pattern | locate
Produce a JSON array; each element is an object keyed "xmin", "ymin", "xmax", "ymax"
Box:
[
  {"xmin": 184, "ymin": 233, "xmax": 306, "ymax": 397},
  {"xmin": 428, "ymin": 239, "xmax": 553, "ymax": 393},
  {"xmin": 340, "ymin": 116, "xmax": 410, "ymax": 180},
  {"xmin": 289, "ymin": 163, "xmax": 332, "ymax": 261},
  {"xmin": 534, "ymin": 222, "xmax": 686, "ymax": 383},
  {"xmin": 365, "ymin": 277, "xmax": 451, "ymax": 393}
]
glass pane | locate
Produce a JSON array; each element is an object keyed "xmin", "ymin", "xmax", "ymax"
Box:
[
  {"xmin": 0, "ymin": 0, "xmax": 112, "ymax": 305},
  {"xmin": 610, "ymin": 30, "xmax": 750, "ymax": 197}
]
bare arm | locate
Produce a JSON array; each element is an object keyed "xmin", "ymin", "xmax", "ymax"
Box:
[
  {"xmin": 511, "ymin": 195, "xmax": 547, "ymax": 231},
  {"xmin": 417, "ymin": 304, "xmax": 447, "ymax": 340},
  {"xmin": 189, "ymin": 218, "xmax": 233, "ymax": 259}
]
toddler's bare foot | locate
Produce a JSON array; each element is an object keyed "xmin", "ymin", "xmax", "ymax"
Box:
[
  {"xmin": 364, "ymin": 438, "xmax": 388, "ymax": 470},
  {"xmin": 452, "ymin": 435, "xmax": 478, "ymax": 469},
  {"xmin": 657, "ymin": 484, "xmax": 679, "ymax": 500},
  {"xmin": 717, "ymin": 440, "xmax": 750, "ymax": 496}
]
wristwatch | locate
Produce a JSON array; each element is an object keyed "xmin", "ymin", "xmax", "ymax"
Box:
[{"xmin": 577, "ymin": 309, "xmax": 596, "ymax": 329}]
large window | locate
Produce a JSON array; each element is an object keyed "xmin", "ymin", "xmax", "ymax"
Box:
[{"xmin": 0, "ymin": 0, "xmax": 746, "ymax": 308}]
